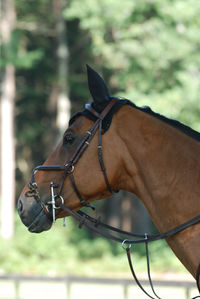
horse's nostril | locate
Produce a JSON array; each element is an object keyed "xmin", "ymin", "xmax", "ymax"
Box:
[{"xmin": 18, "ymin": 199, "xmax": 23, "ymax": 214}]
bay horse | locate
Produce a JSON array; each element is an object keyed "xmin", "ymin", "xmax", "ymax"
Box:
[{"xmin": 18, "ymin": 65, "xmax": 200, "ymax": 295}]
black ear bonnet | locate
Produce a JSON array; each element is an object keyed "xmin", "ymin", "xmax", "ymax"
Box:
[
  {"xmin": 69, "ymin": 65, "xmax": 132, "ymax": 133},
  {"xmin": 69, "ymin": 98, "xmax": 131, "ymax": 134}
]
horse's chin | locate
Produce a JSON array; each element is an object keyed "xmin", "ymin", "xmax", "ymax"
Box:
[
  {"xmin": 27, "ymin": 209, "xmax": 52, "ymax": 233},
  {"xmin": 18, "ymin": 194, "xmax": 53, "ymax": 233},
  {"xmin": 18, "ymin": 204, "xmax": 52, "ymax": 233}
]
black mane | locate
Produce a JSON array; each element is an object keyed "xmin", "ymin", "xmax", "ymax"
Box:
[
  {"xmin": 135, "ymin": 103, "xmax": 200, "ymax": 142},
  {"xmin": 69, "ymin": 98, "xmax": 200, "ymax": 142}
]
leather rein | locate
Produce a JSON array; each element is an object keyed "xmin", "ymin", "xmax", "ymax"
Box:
[{"xmin": 26, "ymin": 98, "xmax": 200, "ymax": 298}]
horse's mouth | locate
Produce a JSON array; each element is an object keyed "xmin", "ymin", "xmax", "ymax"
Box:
[
  {"xmin": 18, "ymin": 196, "xmax": 53, "ymax": 233},
  {"xmin": 27, "ymin": 209, "xmax": 53, "ymax": 233}
]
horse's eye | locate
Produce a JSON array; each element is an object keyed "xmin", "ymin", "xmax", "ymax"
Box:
[{"xmin": 63, "ymin": 132, "xmax": 75, "ymax": 145}]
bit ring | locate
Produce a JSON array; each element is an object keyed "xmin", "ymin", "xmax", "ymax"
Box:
[{"xmin": 122, "ymin": 239, "xmax": 131, "ymax": 250}]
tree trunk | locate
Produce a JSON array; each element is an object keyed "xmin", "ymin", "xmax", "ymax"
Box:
[
  {"xmin": 0, "ymin": 0, "xmax": 16, "ymax": 239},
  {"xmin": 53, "ymin": 0, "xmax": 71, "ymax": 138}
]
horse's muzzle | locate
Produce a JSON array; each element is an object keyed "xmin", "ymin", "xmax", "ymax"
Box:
[{"xmin": 17, "ymin": 196, "xmax": 52, "ymax": 233}]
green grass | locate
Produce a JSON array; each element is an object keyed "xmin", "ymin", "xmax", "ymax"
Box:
[{"xmin": 0, "ymin": 214, "xmax": 187, "ymax": 276}]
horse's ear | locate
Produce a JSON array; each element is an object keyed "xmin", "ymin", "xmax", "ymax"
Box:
[{"xmin": 86, "ymin": 64, "xmax": 110, "ymax": 104}]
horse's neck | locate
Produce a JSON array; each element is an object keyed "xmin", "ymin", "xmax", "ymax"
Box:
[{"xmin": 117, "ymin": 105, "xmax": 200, "ymax": 278}]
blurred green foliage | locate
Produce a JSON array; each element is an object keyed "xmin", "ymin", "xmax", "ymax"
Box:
[
  {"xmin": 0, "ymin": 215, "xmax": 185, "ymax": 275},
  {"xmin": 65, "ymin": 0, "xmax": 200, "ymax": 130}
]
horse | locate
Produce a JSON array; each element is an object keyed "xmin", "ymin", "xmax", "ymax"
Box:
[{"xmin": 18, "ymin": 65, "xmax": 200, "ymax": 295}]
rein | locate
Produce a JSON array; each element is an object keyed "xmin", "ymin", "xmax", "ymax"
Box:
[{"xmin": 26, "ymin": 99, "xmax": 200, "ymax": 298}]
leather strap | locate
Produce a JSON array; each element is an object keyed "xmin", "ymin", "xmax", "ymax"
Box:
[
  {"xmin": 126, "ymin": 247, "xmax": 157, "ymax": 299},
  {"xmin": 69, "ymin": 172, "xmax": 95, "ymax": 210},
  {"xmin": 86, "ymin": 98, "xmax": 117, "ymax": 120},
  {"xmin": 145, "ymin": 241, "xmax": 162, "ymax": 299},
  {"xmin": 97, "ymin": 120, "xmax": 113, "ymax": 193},
  {"xmin": 77, "ymin": 210, "xmax": 200, "ymax": 244}
]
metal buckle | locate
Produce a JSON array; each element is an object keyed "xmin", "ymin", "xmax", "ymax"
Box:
[{"xmin": 65, "ymin": 164, "xmax": 75, "ymax": 174}]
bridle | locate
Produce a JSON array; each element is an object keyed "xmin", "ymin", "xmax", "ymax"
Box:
[
  {"xmin": 26, "ymin": 98, "xmax": 117, "ymax": 222},
  {"xmin": 26, "ymin": 98, "xmax": 200, "ymax": 299}
]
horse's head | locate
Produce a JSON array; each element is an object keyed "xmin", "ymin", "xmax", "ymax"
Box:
[{"xmin": 18, "ymin": 66, "xmax": 127, "ymax": 233}]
